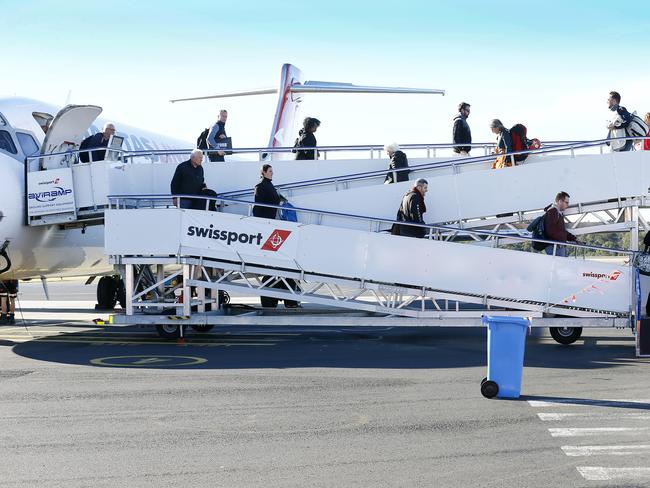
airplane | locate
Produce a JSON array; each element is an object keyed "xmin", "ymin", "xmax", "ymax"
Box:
[{"xmin": 0, "ymin": 64, "xmax": 444, "ymax": 308}]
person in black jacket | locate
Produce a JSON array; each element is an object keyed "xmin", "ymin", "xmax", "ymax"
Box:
[
  {"xmin": 253, "ymin": 164, "xmax": 284, "ymax": 219},
  {"xmin": 170, "ymin": 149, "xmax": 207, "ymax": 209},
  {"xmin": 293, "ymin": 117, "xmax": 320, "ymax": 160},
  {"xmin": 394, "ymin": 179, "xmax": 429, "ymax": 238},
  {"xmin": 452, "ymin": 102, "xmax": 471, "ymax": 155},
  {"xmin": 79, "ymin": 123, "xmax": 115, "ymax": 163},
  {"xmin": 252, "ymin": 164, "xmax": 300, "ymax": 308},
  {"xmin": 384, "ymin": 143, "xmax": 410, "ymax": 184}
]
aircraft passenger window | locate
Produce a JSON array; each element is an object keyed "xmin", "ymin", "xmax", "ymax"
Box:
[
  {"xmin": 0, "ymin": 130, "xmax": 17, "ymax": 154},
  {"xmin": 16, "ymin": 132, "xmax": 39, "ymax": 157}
]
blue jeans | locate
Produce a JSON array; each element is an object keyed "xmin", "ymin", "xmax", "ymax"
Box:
[{"xmin": 545, "ymin": 244, "xmax": 567, "ymax": 257}]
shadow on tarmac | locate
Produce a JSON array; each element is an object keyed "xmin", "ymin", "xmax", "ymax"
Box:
[{"xmin": 7, "ymin": 325, "xmax": 639, "ymax": 371}]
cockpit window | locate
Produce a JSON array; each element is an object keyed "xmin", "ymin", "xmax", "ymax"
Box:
[
  {"xmin": 0, "ymin": 130, "xmax": 17, "ymax": 154},
  {"xmin": 16, "ymin": 132, "xmax": 39, "ymax": 157}
]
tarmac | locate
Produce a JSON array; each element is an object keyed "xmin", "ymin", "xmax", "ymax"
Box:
[{"xmin": 0, "ymin": 279, "xmax": 648, "ymax": 487}]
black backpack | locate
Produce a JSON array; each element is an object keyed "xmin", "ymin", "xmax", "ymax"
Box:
[
  {"xmin": 527, "ymin": 215, "xmax": 547, "ymax": 251},
  {"xmin": 196, "ymin": 128, "xmax": 209, "ymax": 150}
]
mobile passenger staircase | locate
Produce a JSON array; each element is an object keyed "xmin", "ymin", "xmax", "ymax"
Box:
[{"xmin": 105, "ymin": 195, "xmax": 638, "ymax": 347}]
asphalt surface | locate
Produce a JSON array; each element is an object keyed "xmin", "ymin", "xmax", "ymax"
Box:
[{"xmin": 0, "ymin": 280, "xmax": 648, "ymax": 487}]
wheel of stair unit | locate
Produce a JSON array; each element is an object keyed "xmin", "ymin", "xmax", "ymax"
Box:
[
  {"xmin": 116, "ymin": 278, "xmax": 126, "ymax": 309},
  {"xmin": 191, "ymin": 324, "xmax": 215, "ymax": 333},
  {"xmin": 481, "ymin": 377, "xmax": 488, "ymax": 386},
  {"xmin": 156, "ymin": 324, "xmax": 181, "ymax": 339},
  {"xmin": 549, "ymin": 327, "xmax": 583, "ymax": 345},
  {"xmin": 480, "ymin": 380, "xmax": 499, "ymax": 399},
  {"xmin": 260, "ymin": 296, "xmax": 279, "ymax": 308},
  {"xmin": 96, "ymin": 276, "xmax": 117, "ymax": 309}
]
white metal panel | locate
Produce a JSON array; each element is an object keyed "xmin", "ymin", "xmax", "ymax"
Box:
[
  {"xmin": 288, "ymin": 151, "xmax": 650, "ymax": 228},
  {"xmin": 106, "ymin": 209, "xmax": 632, "ymax": 314}
]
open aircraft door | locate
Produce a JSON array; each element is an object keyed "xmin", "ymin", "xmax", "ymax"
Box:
[{"xmin": 27, "ymin": 105, "xmax": 102, "ymax": 226}]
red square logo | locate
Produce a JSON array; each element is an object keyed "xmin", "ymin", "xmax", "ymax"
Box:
[{"xmin": 261, "ymin": 229, "xmax": 292, "ymax": 252}]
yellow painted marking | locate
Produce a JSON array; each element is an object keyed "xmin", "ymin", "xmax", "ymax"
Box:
[
  {"xmin": 90, "ymin": 355, "xmax": 208, "ymax": 367},
  {"xmin": 131, "ymin": 357, "xmax": 170, "ymax": 365}
]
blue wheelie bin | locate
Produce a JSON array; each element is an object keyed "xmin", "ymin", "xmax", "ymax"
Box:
[{"xmin": 480, "ymin": 315, "xmax": 530, "ymax": 399}]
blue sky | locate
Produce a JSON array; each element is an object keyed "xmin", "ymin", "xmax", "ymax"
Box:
[{"xmin": 1, "ymin": 0, "xmax": 649, "ymax": 148}]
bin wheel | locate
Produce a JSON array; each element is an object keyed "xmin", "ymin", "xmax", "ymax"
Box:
[
  {"xmin": 156, "ymin": 324, "xmax": 181, "ymax": 339},
  {"xmin": 550, "ymin": 326, "xmax": 583, "ymax": 345},
  {"xmin": 481, "ymin": 380, "xmax": 499, "ymax": 399},
  {"xmin": 481, "ymin": 377, "xmax": 488, "ymax": 386},
  {"xmin": 191, "ymin": 324, "xmax": 214, "ymax": 333}
]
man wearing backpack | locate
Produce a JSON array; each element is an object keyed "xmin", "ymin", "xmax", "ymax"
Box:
[
  {"xmin": 207, "ymin": 109, "xmax": 228, "ymax": 162},
  {"xmin": 606, "ymin": 91, "xmax": 633, "ymax": 152},
  {"xmin": 543, "ymin": 191, "xmax": 579, "ymax": 257}
]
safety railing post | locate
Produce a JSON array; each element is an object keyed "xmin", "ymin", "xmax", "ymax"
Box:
[{"xmin": 125, "ymin": 264, "xmax": 133, "ymax": 316}]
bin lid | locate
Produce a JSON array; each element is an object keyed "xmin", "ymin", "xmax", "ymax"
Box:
[{"xmin": 481, "ymin": 315, "xmax": 530, "ymax": 327}]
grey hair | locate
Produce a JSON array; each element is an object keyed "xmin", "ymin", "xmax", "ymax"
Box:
[
  {"xmin": 190, "ymin": 148, "xmax": 204, "ymax": 159},
  {"xmin": 103, "ymin": 122, "xmax": 115, "ymax": 131},
  {"xmin": 489, "ymin": 119, "xmax": 504, "ymax": 129},
  {"xmin": 384, "ymin": 142, "xmax": 400, "ymax": 153},
  {"xmin": 415, "ymin": 178, "xmax": 428, "ymax": 187}
]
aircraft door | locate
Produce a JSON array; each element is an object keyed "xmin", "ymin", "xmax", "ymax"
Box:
[{"xmin": 39, "ymin": 105, "xmax": 102, "ymax": 170}]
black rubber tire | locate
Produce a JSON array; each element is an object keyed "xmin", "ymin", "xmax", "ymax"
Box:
[
  {"xmin": 481, "ymin": 380, "xmax": 499, "ymax": 399},
  {"xmin": 549, "ymin": 326, "xmax": 583, "ymax": 345},
  {"xmin": 191, "ymin": 324, "xmax": 215, "ymax": 333},
  {"xmin": 481, "ymin": 377, "xmax": 488, "ymax": 386},
  {"xmin": 96, "ymin": 276, "xmax": 117, "ymax": 309},
  {"xmin": 156, "ymin": 324, "xmax": 181, "ymax": 339},
  {"xmin": 116, "ymin": 278, "xmax": 126, "ymax": 309},
  {"xmin": 260, "ymin": 296, "xmax": 278, "ymax": 308}
]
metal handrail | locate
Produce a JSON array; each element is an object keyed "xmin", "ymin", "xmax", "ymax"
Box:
[
  {"xmin": 27, "ymin": 136, "xmax": 647, "ymax": 164},
  {"xmin": 108, "ymin": 193, "xmax": 635, "ymax": 257},
  {"xmin": 220, "ymin": 137, "xmax": 642, "ymax": 197}
]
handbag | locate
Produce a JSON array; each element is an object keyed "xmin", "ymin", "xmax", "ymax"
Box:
[
  {"xmin": 491, "ymin": 147, "xmax": 512, "ymax": 169},
  {"xmin": 634, "ymin": 246, "xmax": 650, "ymax": 276}
]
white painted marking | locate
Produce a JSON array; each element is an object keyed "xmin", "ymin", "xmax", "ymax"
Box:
[
  {"xmin": 562, "ymin": 445, "xmax": 650, "ymax": 456},
  {"xmin": 550, "ymin": 427, "xmax": 650, "ymax": 437},
  {"xmin": 528, "ymin": 399, "xmax": 650, "ymax": 408},
  {"xmin": 577, "ymin": 467, "xmax": 650, "ymax": 481},
  {"xmin": 538, "ymin": 412, "xmax": 650, "ymax": 421}
]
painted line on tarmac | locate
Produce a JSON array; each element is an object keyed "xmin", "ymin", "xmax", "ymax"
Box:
[
  {"xmin": 549, "ymin": 427, "xmax": 650, "ymax": 437},
  {"xmin": 576, "ymin": 467, "xmax": 650, "ymax": 481},
  {"xmin": 528, "ymin": 399, "xmax": 650, "ymax": 408},
  {"xmin": 562, "ymin": 445, "xmax": 650, "ymax": 456},
  {"xmin": 538, "ymin": 412, "xmax": 650, "ymax": 421}
]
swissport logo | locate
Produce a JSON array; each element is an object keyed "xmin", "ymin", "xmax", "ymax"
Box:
[
  {"xmin": 582, "ymin": 271, "xmax": 621, "ymax": 281},
  {"xmin": 261, "ymin": 229, "xmax": 292, "ymax": 252}
]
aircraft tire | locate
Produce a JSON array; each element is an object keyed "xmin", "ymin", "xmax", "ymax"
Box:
[
  {"xmin": 156, "ymin": 324, "xmax": 181, "ymax": 339},
  {"xmin": 549, "ymin": 326, "xmax": 583, "ymax": 345},
  {"xmin": 96, "ymin": 276, "xmax": 117, "ymax": 309}
]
